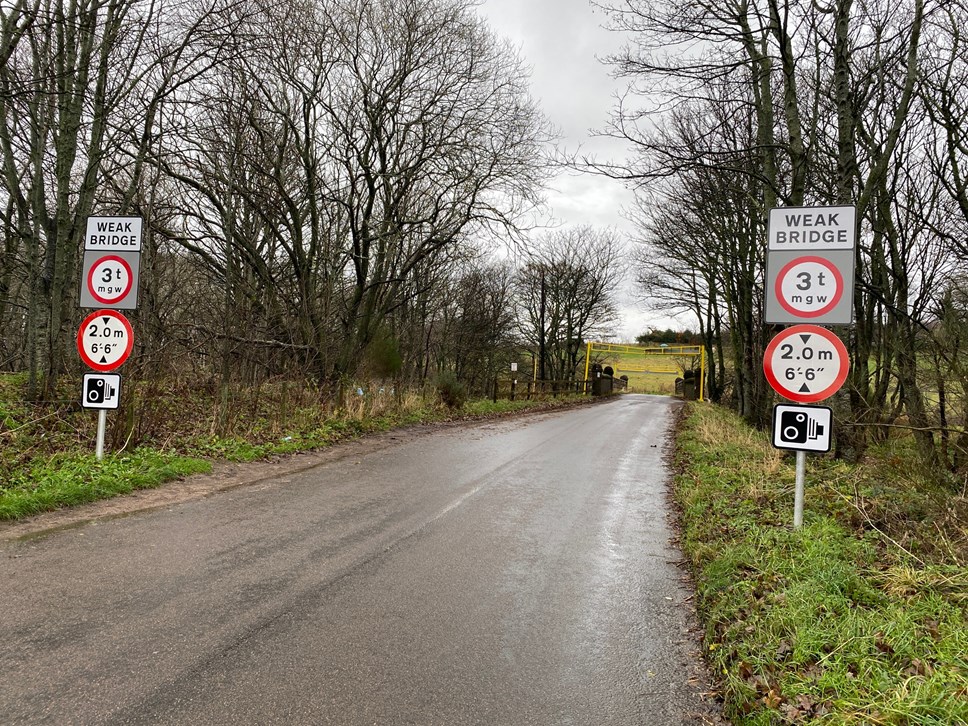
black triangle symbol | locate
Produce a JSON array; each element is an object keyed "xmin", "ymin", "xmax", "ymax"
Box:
[
  {"xmin": 99, "ymin": 356, "xmax": 107, "ymax": 364},
  {"xmin": 799, "ymin": 334, "xmax": 812, "ymax": 344},
  {"xmin": 102, "ymin": 317, "xmax": 110, "ymax": 324},
  {"xmin": 799, "ymin": 383, "xmax": 810, "ymax": 392}
]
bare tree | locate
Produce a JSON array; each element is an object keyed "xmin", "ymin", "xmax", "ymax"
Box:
[
  {"xmin": 318, "ymin": 0, "xmax": 550, "ymax": 386},
  {"xmin": 0, "ymin": 0, "xmax": 243, "ymax": 398},
  {"xmin": 426, "ymin": 260, "xmax": 518, "ymax": 395},
  {"xmin": 517, "ymin": 226, "xmax": 623, "ymax": 382},
  {"xmin": 598, "ymin": 0, "xmax": 950, "ymax": 461},
  {"xmin": 145, "ymin": 0, "xmax": 550, "ymax": 392}
]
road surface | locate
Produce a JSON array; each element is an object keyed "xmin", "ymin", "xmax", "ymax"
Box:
[{"xmin": 1, "ymin": 394, "xmax": 722, "ymax": 725}]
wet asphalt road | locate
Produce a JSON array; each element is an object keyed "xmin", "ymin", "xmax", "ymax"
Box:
[{"xmin": 1, "ymin": 394, "xmax": 719, "ymax": 725}]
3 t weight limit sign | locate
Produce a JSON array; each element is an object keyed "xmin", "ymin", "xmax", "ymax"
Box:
[
  {"xmin": 775, "ymin": 256, "xmax": 843, "ymax": 318},
  {"xmin": 765, "ymin": 205, "xmax": 856, "ymax": 325},
  {"xmin": 763, "ymin": 325, "xmax": 849, "ymax": 403},
  {"xmin": 79, "ymin": 250, "xmax": 140, "ymax": 310},
  {"xmin": 87, "ymin": 255, "xmax": 133, "ymax": 304}
]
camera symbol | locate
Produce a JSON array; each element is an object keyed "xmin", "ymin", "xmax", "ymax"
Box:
[
  {"xmin": 779, "ymin": 410, "xmax": 824, "ymax": 444},
  {"xmin": 85, "ymin": 377, "xmax": 116, "ymax": 404}
]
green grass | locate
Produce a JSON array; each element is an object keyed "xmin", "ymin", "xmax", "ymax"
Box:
[
  {"xmin": 0, "ymin": 450, "xmax": 212, "ymax": 520},
  {"xmin": 463, "ymin": 394, "xmax": 587, "ymax": 416},
  {"xmin": 675, "ymin": 403, "xmax": 968, "ymax": 725},
  {"xmin": 180, "ymin": 396, "xmax": 589, "ymax": 463}
]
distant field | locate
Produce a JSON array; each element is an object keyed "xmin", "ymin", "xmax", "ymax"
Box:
[
  {"xmin": 591, "ymin": 347, "xmax": 700, "ymax": 395},
  {"xmin": 617, "ymin": 369, "xmax": 679, "ymax": 394}
]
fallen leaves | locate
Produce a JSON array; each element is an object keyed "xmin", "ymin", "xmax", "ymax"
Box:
[{"xmin": 779, "ymin": 693, "xmax": 830, "ymax": 722}]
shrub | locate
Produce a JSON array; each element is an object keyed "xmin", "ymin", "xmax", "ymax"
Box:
[{"xmin": 436, "ymin": 372, "xmax": 467, "ymax": 409}]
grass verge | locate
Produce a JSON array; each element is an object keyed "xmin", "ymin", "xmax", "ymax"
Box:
[
  {"xmin": 675, "ymin": 402, "xmax": 967, "ymax": 725},
  {"xmin": 0, "ymin": 450, "xmax": 212, "ymax": 520}
]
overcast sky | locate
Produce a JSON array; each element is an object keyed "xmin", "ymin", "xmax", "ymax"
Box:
[{"xmin": 475, "ymin": 0, "xmax": 674, "ymax": 340}]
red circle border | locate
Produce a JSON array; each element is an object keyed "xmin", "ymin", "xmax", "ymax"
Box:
[{"xmin": 774, "ymin": 255, "xmax": 844, "ymax": 318}]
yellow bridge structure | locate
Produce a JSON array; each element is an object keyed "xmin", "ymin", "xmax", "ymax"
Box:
[{"xmin": 582, "ymin": 342, "xmax": 706, "ymax": 401}]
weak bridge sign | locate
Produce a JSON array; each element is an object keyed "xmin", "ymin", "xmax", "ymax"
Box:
[{"xmin": 764, "ymin": 205, "xmax": 856, "ymax": 326}]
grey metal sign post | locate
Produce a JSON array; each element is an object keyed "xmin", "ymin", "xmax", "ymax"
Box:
[
  {"xmin": 764, "ymin": 205, "xmax": 856, "ymax": 528},
  {"xmin": 78, "ymin": 216, "xmax": 142, "ymax": 459}
]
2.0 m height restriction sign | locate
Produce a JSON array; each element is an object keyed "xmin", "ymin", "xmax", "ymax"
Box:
[
  {"xmin": 763, "ymin": 324, "xmax": 849, "ymax": 403},
  {"xmin": 77, "ymin": 309, "xmax": 134, "ymax": 372}
]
